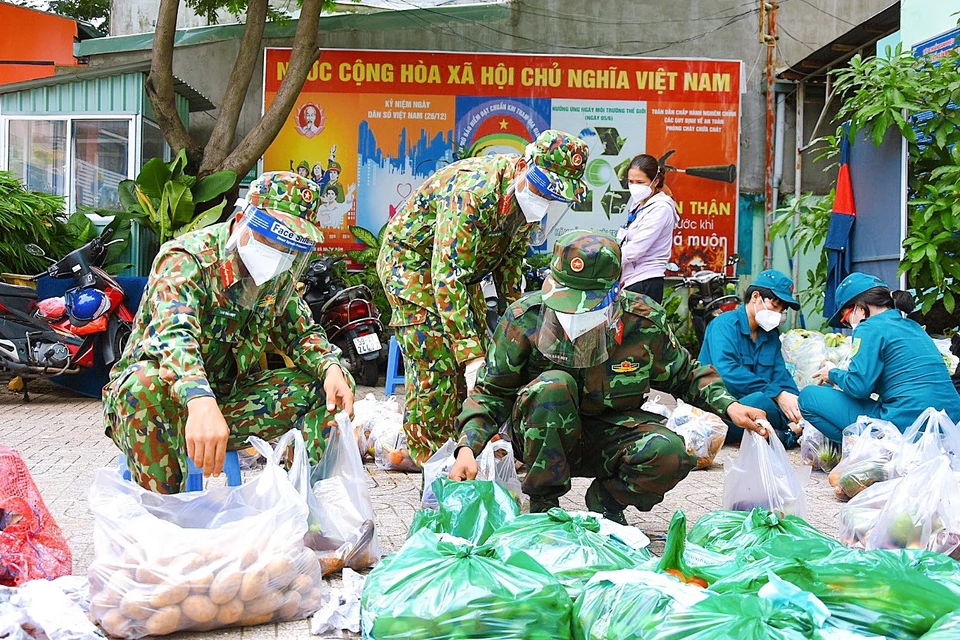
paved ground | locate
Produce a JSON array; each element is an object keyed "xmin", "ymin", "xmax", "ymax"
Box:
[{"xmin": 0, "ymin": 380, "xmax": 842, "ymax": 638}]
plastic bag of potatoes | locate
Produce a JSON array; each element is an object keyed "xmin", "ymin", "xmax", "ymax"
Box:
[{"xmin": 87, "ymin": 433, "xmax": 325, "ymax": 638}]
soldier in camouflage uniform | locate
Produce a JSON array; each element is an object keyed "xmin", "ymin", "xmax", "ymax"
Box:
[
  {"xmin": 103, "ymin": 171, "xmax": 354, "ymax": 494},
  {"xmin": 377, "ymin": 129, "xmax": 589, "ymax": 464},
  {"xmin": 447, "ymin": 230, "xmax": 769, "ymax": 523}
]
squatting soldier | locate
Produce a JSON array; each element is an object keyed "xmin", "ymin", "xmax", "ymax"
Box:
[
  {"xmin": 377, "ymin": 129, "xmax": 590, "ymax": 464},
  {"xmin": 447, "ymin": 230, "xmax": 769, "ymax": 524},
  {"xmin": 103, "ymin": 171, "xmax": 354, "ymax": 494}
]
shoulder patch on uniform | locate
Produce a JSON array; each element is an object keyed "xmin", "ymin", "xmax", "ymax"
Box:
[
  {"xmin": 611, "ymin": 358, "xmax": 641, "ymax": 374},
  {"xmin": 850, "ymin": 337, "xmax": 861, "ymax": 357}
]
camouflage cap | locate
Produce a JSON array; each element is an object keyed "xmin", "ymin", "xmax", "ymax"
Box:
[
  {"xmin": 541, "ymin": 230, "xmax": 622, "ymax": 313},
  {"xmin": 525, "ymin": 129, "xmax": 589, "ymax": 203},
  {"xmin": 247, "ymin": 171, "xmax": 323, "ymax": 245}
]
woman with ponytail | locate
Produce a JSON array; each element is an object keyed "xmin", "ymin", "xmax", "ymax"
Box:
[{"xmin": 798, "ymin": 272, "xmax": 960, "ymax": 442}]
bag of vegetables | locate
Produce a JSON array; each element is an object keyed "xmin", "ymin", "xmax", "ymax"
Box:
[
  {"xmin": 87, "ymin": 434, "xmax": 325, "ymax": 638},
  {"xmin": 486, "ymin": 508, "xmax": 649, "ymax": 599},
  {"xmin": 665, "ymin": 400, "xmax": 728, "ymax": 470},
  {"xmin": 781, "ymin": 330, "xmax": 827, "ymax": 390},
  {"xmin": 837, "ymin": 477, "xmax": 902, "ymax": 548},
  {"xmin": 477, "ymin": 438, "xmax": 524, "ymax": 506},
  {"xmin": 922, "ymin": 609, "xmax": 960, "ymax": 640},
  {"xmin": 656, "ymin": 511, "xmax": 740, "ymax": 586},
  {"xmin": 647, "ymin": 592, "xmax": 818, "ymax": 640},
  {"xmin": 829, "ymin": 418, "xmax": 902, "ymax": 499},
  {"xmin": 360, "ymin": 529, "xmax": 574, "ymax": 640},
  {"xmin": 894, "ymin": 408, "xmax": 960, "ymax": 476},
  {"xmin": 574, "ymin": 569, "xmax": 709, "ymax": 640},
  {"xmin": 688, "ymin": 508, "xmax": 839, "ymax": 558},
  {"xmin": 798, "ymin": 422, "xmax": 840, "ymax": 472},
  {"xmin": 722, "ymin": 430, "xmax": 809, "ymax": 517},
  {"xmin": 409, "ymin": 477, "xmax": 519, "ymax": 545}
]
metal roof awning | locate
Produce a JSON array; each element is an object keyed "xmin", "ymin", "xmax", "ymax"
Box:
[
  {"xmin": 779, "ymin": 1, "xmax": 900, "ymax": 82},
  {"xmin": 0, "ymin": 61, "xmax": 215, "ymax": 112}
]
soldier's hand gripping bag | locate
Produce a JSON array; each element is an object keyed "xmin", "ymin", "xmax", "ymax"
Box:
[
  {"xmin": 307, "ymin": 413, "xmax": 382, "ymax": 574},
  {"xmin": 87, "ymin": 435, "xmax": 325, "ymax": 638},
  {"xmin": 360, "ymin": 529, "xmax": 574, "ymax": 640},
  {"xmin": 723, "ymin": 430, "xmax": 810, "ymax": 517},
  {"xmin": 486, "ymin": 508, "xmax": 649, "ymax": 600},
  {"xmin": 476, "ymin": 438, "xmax": 524, "ymax": 506}
]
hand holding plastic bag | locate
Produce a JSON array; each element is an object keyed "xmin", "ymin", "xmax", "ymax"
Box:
[
  {"xmin": 723, "ymin": 430, "xmax": 810, "ymax": 517},
  {"xmin": 477, "ymin": 439, "xmax": 524, "ymax": 505}
]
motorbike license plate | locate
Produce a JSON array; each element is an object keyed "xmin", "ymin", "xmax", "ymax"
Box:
[{"xmin": 353, "ymin": 334, "xmax": 382, "ymax": 355}]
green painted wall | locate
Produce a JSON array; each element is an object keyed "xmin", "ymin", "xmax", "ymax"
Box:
[{"xmin": 902, "ymin": 0, "xmax": 960, "ymax": 48}]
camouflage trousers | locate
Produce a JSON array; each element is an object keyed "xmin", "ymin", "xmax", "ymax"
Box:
[
  {"xmin": 393, "ymin": 312, "xmax": 476, "ymax": 465},
  {"xmin": 102, "ymin": 361, "xmax": 334, "ymax": 494},
  {"xmin": 512, "ymin": 370, "xmax": 696, "ymax": 511}
]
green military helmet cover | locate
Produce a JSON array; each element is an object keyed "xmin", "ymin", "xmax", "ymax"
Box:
[
  {"xmin": 541, "ymin": 230, "xmax": 622, "ymax": 313},
  {"xmin": 247, "ymin": 170, "xmax": 324, "ymax": 245},
  {"xmin": 526, "ymin": 129, "xmax": 590, "ymax": 203},
  {"xmin": 828, "ymin": 271, "xmax": 889, "ymax": 328}
]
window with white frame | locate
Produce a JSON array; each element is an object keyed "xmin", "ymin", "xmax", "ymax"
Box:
[
  {"xmin": 7, "ymin": 119, "xmax": 67, "ymax": 197},
  {"xmin": 72, "ymin": 120, "xmax": 130, "ymax": 211}
]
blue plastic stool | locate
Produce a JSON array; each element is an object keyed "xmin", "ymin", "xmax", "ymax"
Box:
[
  {"xmin": 384, "ymin": 335, "xmax": 406, "ymax": 396},
  {"xmin": 118, "ymin": 450, "xmax": 242, "ymax": 491}
]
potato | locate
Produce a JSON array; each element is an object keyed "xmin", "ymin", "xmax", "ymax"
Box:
[
  {"xmin": 240, "ymin": 547, "xmax": 259, "ymax": 570},
  {"xmin": 144, "ymin": 605, "xmax": 182, "ymax": 636},
  {"xmin": 278, "ymin": 591, "xmax": 302, "ymax": 621},
  {"xmin": 135, "ymin": 565, "xmax": 166, "ymax": 584},
  {"xmin": 185, "ymin": 569, "xmax": 216, "ymax": 593},
  {"xmin": 265, "ymin": 556, "xmax": 296, "ymax": 589},
  {"xmin": 244, "ymin": 589, "xmax": 284, "ymax": 617},
  {"xmin": 239, "ymin": 612, "xmax": 274, "ymax": 626},
  {"xmin": 182, "ymin": 594, "xmax": 218, "ymax": 624},
  {"xmin": 98, "ymin": 608, "xmax": 132, "ymax": 638},
  {"xmin": 209, "ymin": 569, "xmax": 243, "ymax": 605},
  {"xmin": 118, "ymin": 590, "xmax": 153, "ymax": 620},
  {"xmin": 289, "ymin": 574, "xmax": 314, "ymax": 595},
  {"xmin": 151, "ymin": 582, "xmax": 189, "ymax": 607},
  {"xmin": 300, "ymin": 589, "xmax": 323, "ymax": 615},
  {"xmin": 239, "ymin": 568, "xmax": 269, "ymax": 601},
  {"xmin": 216, "ymin": 598, "xmax": 245, "ymax": 625},
  {"xmin": 297, "ymin": 547, "xmax": 321, "ymax": 572},
  {"xmin": 170, "ymin": 552, "xmax": 206, "ymax": 573},
  {"xmin": 199, "ymin": 546, "xmax": 227, "ymax": 564}
]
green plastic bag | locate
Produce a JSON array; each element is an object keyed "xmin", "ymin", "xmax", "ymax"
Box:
[
  {"xmin": 648, "ymin": 593, "xmax": 817, "ymax": 640},
  {"xmin": 361, "ymin": 529, "xmax": 574, "ymax": 639},
  {"xmin": 656, "ymin": 511, "xmax": 740, "ymax": 585},
  {"xmin": 487, "ymin": 508, "xmax": 648, "ymax": 599},
  {"xmin": 921, "ymin": 609, "xmax": 960, "ymax": 639},
  {"xmin": 408, "ymin": 478, "xmax": 519, "ymax": 545},
  {"xmin": 573, "ymin": 569, "xmax": 709, "ymax": 640},
  {"xmin": 891, "ymin": 549, "xmax": 960, "ymax": 598},
  {"xmin": 688, "ymin": 508, "xmax": 840, "ymax": 558},
  {"xmin": 709, "ymin": 547, "xmax": 960, "ymax": 639}
]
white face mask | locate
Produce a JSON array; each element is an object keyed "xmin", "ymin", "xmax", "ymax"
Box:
[
  {"xmin": 556, "ymin": 308, "xmax": 609, "ymax": 341},
  {"xmin": 628, "ymin": 183, "xmax": 653, "ymax": 202},
  {"xmin": 515, "ymin": 179, "xmax": 552, "ymax": 224},
  {"xmin": 237, "ymin": 236, "xmax": 296, "ymax": 286},
  {"xmin": 754, "ymin": 297, "xmax": 783, "ymax": 332}
]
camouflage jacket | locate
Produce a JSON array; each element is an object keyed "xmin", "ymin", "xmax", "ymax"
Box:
[
  {"xmin": 456, "ymin": 291, "xmax": 738, "ymax": 454},
  {"xmin": 377, "ymin": 154, "xmax": 532, "ymax": 364},
  {"xmin": 108, "ymin": 223, "xmax": 347, "ymax": 406}
]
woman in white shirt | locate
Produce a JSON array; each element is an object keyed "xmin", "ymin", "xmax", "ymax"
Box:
[{"xmin": 616, "ymin": 154, "xmax": 680, "ymax": 303}]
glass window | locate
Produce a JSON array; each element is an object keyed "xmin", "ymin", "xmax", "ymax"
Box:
[
  {"xmin": 140, "ymin": 120, "xmax": 169, "ymax": 169},
  {"xmin": 7, "ymin": 119, "xmax": 67, "ymax": 196},
  {"xmin": 72, "ymin": 120, "xmax": 130, "ymax": 211}
]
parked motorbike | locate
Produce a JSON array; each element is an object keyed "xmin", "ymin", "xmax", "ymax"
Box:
[
  {"xmin": 675, "ymin": 254, "xmax": 742, "ymax": 342},
  {"xmin": 0, "ymin": 230, "xmax": 133, "ymax": 400},
  {"xmin": 301, "ymin": 255, "xmax": 384, "ymax": 387}
]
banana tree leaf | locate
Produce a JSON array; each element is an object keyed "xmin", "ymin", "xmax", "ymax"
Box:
[
  {"xmin": 64, "ymin": 210, "xmax": 98, "ymax": 245},
  {"xmin": 136, "ymin": 158, "xmax": 172, "ymax": 200},
  {"xmin": 117, "ymin": 180, "xmax": 146, "ymax": 216},
  {"xmin": 175, "ymin": 199, "xmax": 226, "ymax": 236},
  {"xmin": 193, "ymin": 170, "xmax": 237, "ymax": 204},
  {"xmin": 161, "ymin": 180, "xmax": 195, "ymax": 227},
  {"xmin": 350, "ymin": 225, "xmax": 378, "ymax": 249},
  {"xmin": 167, "ymin": 149, "xmax": 188, "ymax": 179}
]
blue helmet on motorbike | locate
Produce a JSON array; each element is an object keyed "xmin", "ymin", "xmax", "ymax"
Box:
[{"xmin": 66, "ymin": 288, "xmax": 110, "ymax": 323}]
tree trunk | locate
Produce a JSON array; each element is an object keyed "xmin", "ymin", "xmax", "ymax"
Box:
[
  {"xmin": 197, "ymin": 0, "xmax": 269, "ymax": 178},
  {"xmin": 218, "ymin": 0, "xmax": 325, "ymax": 179},
  {"xmin": 145, "ymin": 0, "xmax": 202, "ymax": 170}
]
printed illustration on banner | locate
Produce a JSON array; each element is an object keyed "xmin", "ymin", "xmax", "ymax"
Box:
[{"xmin": 295, "ymin": 102, "xmax": 325, "ymax": 138}]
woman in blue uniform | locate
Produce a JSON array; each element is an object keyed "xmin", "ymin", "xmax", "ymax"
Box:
[{"xmin": 799, "ymin": 272, "xmax": 960, "ymax": 442}]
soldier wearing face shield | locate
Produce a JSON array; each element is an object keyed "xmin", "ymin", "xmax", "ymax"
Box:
[
  {"xmin": 377, "ymin": 129, "xmax": 588, "ymax": 464},
  {"xmin": 102, "ymin": 171, "xmax": 354, "ymax": 494},
  {"xmin": 447, "ymin": 230, "xmax": 769, "ymax": 524}
]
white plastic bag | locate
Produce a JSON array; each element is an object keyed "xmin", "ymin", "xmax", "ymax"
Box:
[
  {"xmin": 665, "ymin": 400, "xmax": 728, "ymax": 470},
  {"xmin": 894, "ymin": 408, "xmax": 960, "ymax": 476},
  {"xmin": 866, "ymin": 455, "xmax": 960, "ymax": 558},
  {"xmin": 352, "ymin": 394, "xmax": 402, "ymax": 460},
  {"xmin": 372, "ymin": 416, "xmax": 421, "ymax": 472},
  {"xmin": 829, "ymin": 417, "xmax": 902, "ymax": 499},
  {"xmin": 781, "ymin": 330, "xmax": 827, "ymax": 390},
  {"xmin": 722, "ymin": 428, "xmax": 810, "ymax": 517},
  {"xmin": 309, "ymin": 413, "xmax": 382, "ymax": 574},
  {"xmin": 87, "ymin": 433, "xmax": 325, "ymax": 638},
  {"xmin": 641, "ymin": 394, "xmax": 672, "ymax": 419},
  {"xmin": 421, "ymin": 440, "xmax": 457, "ymax": 509},
  {"xmin": 798, "ymin": 421, "xmax": 840, "ymax": 472},
  {"xmin": 477, "ymin": 439, "xmax": 524, "ymax": 506},
  {"xmin": 310, "ymin": 567, "xmax": 364, "ymax": 635},
  {"xmin": 838, "ymin": 476, "xmax": 903, "ymax": 548}
]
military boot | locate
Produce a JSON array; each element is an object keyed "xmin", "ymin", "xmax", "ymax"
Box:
[
  {"xmin": 529, "ymin": 496, "xmax": 560, "ymax": 513},
  {"xmin": 585, "ymin": 480, "xmax": 628, "ymax": 526}
]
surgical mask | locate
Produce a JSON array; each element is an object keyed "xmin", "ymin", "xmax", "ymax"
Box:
[
  {"xmin": 515, "ymin": 181, "xmax": 552, "ymax": 224},
  {"xmin": 556, "ymin": 308, "xmax": 609, "ymax": 341},
  {"xmin": 628, "ymin": 183, "xmax": 653, "ymax": 202},
  {"xmin": 237, "ymin": 236, "xmax": 296, "ymax": 286},
  {"xmin": 755, "ymin": 298, "xmax": 782, "ymax": 332}
]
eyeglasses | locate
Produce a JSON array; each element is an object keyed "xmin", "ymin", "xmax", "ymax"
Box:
[{"xmin": 840, "ymin": 306, "xmax": 855, "ymax": 329}]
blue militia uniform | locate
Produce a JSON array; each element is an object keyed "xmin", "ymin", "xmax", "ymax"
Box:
[
  {"xmin": 799, "ymin": 309, "xmax": 960, "ymax": 442},
  {"xmin": 699, "ymin": 305, "xmax": 800, "ymax": 446}
]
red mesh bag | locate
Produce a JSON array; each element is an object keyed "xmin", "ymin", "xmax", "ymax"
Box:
[{"xmin": 0, "ymin": 444, "xmax": 72, "ymax": 585}]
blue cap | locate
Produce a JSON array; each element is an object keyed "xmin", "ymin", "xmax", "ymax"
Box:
[
  {"xmin": 828, "ymin": 272, "xmax": 889, "ymax": 328},
  {"xmin": 753, "ymin": 270, "xmax": 800, "ymax": 310}
]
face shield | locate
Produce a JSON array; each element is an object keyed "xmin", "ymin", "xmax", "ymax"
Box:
[
  {"xmin": 510, "ymin": 164, "xmax": 574, "ymax": 248},
  {"xmin": 537, "ymin": 284, "xmax": 622, "ymax": 368},
  {"xmin": 225, "ymin": 199, "xmax": 316, "ymax": 312}
]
